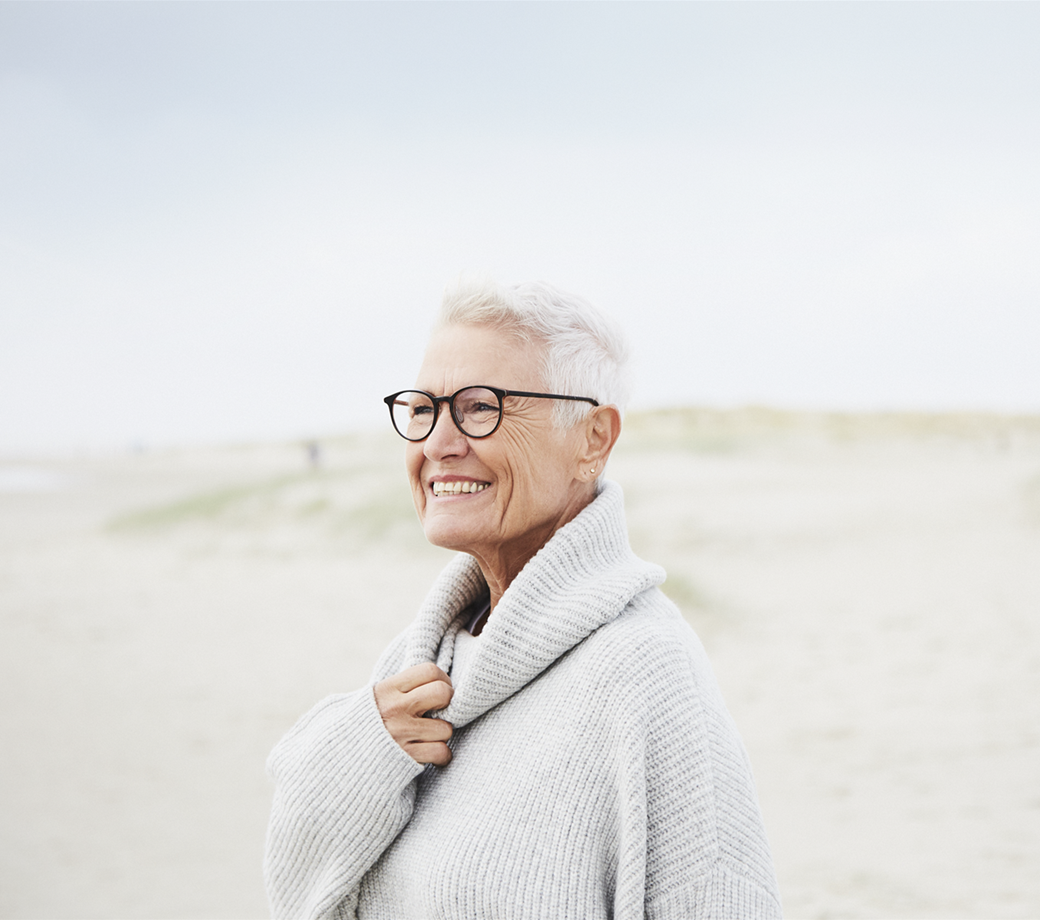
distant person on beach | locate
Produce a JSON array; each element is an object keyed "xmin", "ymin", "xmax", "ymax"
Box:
[{"xmin": 264, "ymin": 278, "xmax": 782, "ymax": 919}]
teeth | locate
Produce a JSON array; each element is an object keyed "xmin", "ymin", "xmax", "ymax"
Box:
[{"xmin": 432, "ymin": 480, "xmax": 488, "ymax": 496}]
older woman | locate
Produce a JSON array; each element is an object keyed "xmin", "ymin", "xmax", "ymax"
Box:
[{"xmin": 265, "ymin": 279, "xmax": 781, "ymax": 919}]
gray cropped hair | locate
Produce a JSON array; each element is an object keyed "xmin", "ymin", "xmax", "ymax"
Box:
[{"xmin": 437, "ymin": 276, "xmax": 631, "ymax": 429}]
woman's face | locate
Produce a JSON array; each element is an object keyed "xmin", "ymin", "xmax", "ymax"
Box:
[{"xmin": 406, "ymin": 324, "xmax": 591, "ymax": 575}]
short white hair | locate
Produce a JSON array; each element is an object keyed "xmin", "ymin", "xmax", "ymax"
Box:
[{"xmin": 437, "ymin": 275, "xmax": 631, "ymax": 429}]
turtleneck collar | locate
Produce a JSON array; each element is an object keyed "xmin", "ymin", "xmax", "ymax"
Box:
[{"xmin": 402, "ymin": 480, "xmax": 665, "ymax": 729}]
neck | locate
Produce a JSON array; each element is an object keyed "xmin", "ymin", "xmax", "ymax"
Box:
[{"xmin": 470, "ymin": 484, "xmax": 597, "ymax": 616}]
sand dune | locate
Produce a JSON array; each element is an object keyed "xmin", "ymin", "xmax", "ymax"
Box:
[{"xmin": 2, "ymin": 409, "xmax": 1039, "ymax": 918}]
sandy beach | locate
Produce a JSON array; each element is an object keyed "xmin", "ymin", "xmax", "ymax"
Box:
[{"xmin": 2, "ymin": 408, "xmax": 1039, "ymax": 919}]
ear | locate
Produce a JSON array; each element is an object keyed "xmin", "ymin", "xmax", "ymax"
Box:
[{"xmin": 577, "ymin": 405, "xmax": 622, "ymax": 481}]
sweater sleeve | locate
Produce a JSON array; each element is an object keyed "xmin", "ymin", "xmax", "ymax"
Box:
[
  {"xmin": 264, "ymin": 638, "xmax": 424, "ymax": 920},
  {"xmin": 611, "ymin": 603, "xmax": 783, "ymax": 919},
  {"xmin": 645, "ymin": 656, "xmax": 783, "ymax": 918}
]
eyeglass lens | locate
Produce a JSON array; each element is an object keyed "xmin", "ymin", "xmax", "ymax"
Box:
[{"xmin": 390, "ymin": 387, "xmax": 501, "ymax": 440}]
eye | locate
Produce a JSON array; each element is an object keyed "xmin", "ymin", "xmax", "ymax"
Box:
[
  {"xmin": 412, "ymin": 404, "xmax": 433, "ymax": 417},
  {"xmin": 457, "ymin": 399, "xmax": 496, "ymax": 416}
]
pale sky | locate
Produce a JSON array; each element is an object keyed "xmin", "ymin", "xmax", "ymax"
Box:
[{"xmin": 2, "ymin": 2, "xmax": 1038, "ymax": 452}]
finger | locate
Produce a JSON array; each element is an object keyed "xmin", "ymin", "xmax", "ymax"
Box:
[
  {"xmin": 393, "ymin": 663, "xmax": 453, "ymax": 694},
  {"xmin": 401, "ymin": 717, "xmax": 453, "ymax": 744},
  {"xmin": 408, "ymin": 741, "xmax": 453, "ymax": 767},
  {"xmin": 406, "ymin": 679, "xmax": 453, "ymax": 714}
]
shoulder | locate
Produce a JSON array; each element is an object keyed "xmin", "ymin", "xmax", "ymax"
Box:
[
  {"xmin": 370, "ymin": 627, "xmax": 411, "ymax": 683},
  {"xmin": 563, "ymin": 588, "xmax": 726, "ymax": 722},
  {"xmin": 577, "ymin": 588, "xmax": 713, "ymax": 682}
]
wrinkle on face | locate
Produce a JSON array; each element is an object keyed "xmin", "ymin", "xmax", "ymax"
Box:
[{"xmin": 404, "ymin": 323, "xmax": 593, "ymax": 600}]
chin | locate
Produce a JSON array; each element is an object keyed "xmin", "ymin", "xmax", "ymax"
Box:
[{"xmin": 422, "ymin": 514, "xmax": 479, "ymax": 553}]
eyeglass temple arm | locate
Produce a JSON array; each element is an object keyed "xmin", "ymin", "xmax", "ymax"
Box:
[{"xmin": 501, "ymin": 389, "xmax": 600, "ymax": 406}]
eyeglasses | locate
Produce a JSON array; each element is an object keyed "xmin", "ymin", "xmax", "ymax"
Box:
[{"xmin": 383, "ymin": 385, "xmax": 600, "ymax": 442}]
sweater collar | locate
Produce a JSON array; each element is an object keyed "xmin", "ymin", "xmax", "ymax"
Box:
[{"xmin": 403, "ymin": 480, "xmax": 665, "ymax": 729}]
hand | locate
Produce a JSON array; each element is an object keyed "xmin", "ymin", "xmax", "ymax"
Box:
[{"xmin": 373, "ymin": 663, "xmax": 454, "ymax": 766}]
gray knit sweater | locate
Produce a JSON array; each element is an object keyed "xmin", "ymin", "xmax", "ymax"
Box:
[{"xmin": 265, "ymin": 481, "xmax": 782, "ymax": 919}]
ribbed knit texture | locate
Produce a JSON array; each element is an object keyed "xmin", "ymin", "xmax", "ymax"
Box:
[{"xmin": 265, "ymin": 481, "xmax": 782, "ymax": 919}]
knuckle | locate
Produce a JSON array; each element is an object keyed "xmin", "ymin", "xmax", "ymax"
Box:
[
  {"xmin": 376, "ymin": 694, "xmax": 406, "ymax": 721},
  {"xmin": 423, "ymin": 718, "xmax": 452, "ymax": 741},
  {"xmin": 414, "ymin": 662, "xmax": 440, "ymax": 681},
  {"xmin": 413, "ymin": 684, "xmax": 450, "ymax": 714}
]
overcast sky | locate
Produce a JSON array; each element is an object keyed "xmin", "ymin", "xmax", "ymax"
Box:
[{"xmin": 2, "ymin": 2, "xmax": 1038, "ymax": 452}]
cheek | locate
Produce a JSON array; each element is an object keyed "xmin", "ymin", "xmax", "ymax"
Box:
[
  {"xmin": 493, "ymin": 439, "xmax": 553, "ymax": 514},
  {"xmin": 405, "ymin": 447, "xmax": 426, "ymax": 506}
]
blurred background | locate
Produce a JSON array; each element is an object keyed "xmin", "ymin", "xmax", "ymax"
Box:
[
  {"xmin": 2, "ymin": 3, "xmax": 1039, "ymax": 918},
  {"xmin": 2, "ymin": 2, "xmax": 1038, "ymax": 452}
]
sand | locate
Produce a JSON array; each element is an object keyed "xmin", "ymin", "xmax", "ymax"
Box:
[{"xmin": 2, "ymin": 409, "xmax": 1039, "ymax": 919}]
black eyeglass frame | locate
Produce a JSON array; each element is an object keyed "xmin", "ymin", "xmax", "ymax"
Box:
[{"xmin": 383, "ymin": 386, "xmax": 600, "ymax": 442}]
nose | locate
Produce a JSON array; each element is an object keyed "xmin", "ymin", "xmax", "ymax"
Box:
[{"xmin": 423, "ymin": 402, "xmax": 469, "ymax": 461}]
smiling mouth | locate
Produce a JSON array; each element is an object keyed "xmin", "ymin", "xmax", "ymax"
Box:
[{"xmin": 431, "ymin": 480, "xmax": 490, "ymax": 497}]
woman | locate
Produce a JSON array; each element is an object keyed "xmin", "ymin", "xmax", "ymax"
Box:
[{"xmin": 265, "ymin": 278, "xmax": 782, "ymax": 919}]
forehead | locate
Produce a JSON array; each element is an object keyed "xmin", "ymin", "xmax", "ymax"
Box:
[{"xmin": 415, "ymin": 324, "xmax": 545, "ymax": 394}]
